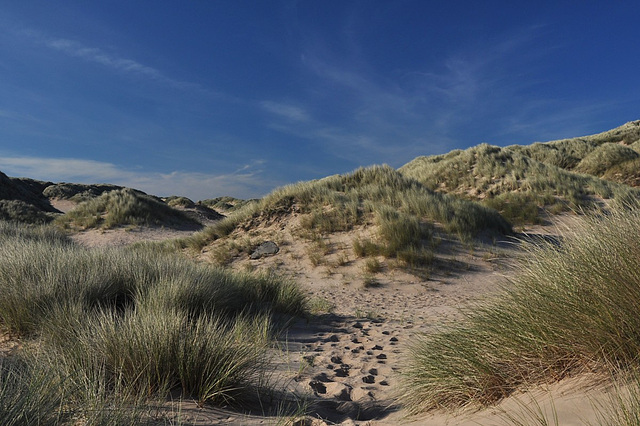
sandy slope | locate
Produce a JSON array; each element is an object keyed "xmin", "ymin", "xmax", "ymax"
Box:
[{"xmin": 65, "ymin": 216, "xmax": 612, "ymax": 425}]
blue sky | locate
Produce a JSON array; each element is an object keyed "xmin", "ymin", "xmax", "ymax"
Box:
[{"xmin": 0, "ymin": 1, "xmax": 639, "ymax": 200}]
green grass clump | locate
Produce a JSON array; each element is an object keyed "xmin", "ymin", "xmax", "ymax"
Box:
[
  {"xmin": 574, "ymin": 143, "xmax": 640, "ymax": 177},
  {"xmin": 401, "ymin": 204, "xmax": 640, "ymax": 413},
  {"xmin": 55, "ymin": 188, "xmax": 197, "ymax": 230},
  {"xmin": 0, "ymin": 221, "xmax": 307, "ymax": 418}
]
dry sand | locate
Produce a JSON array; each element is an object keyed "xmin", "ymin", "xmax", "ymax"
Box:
[{"xmin": 63, "ymin": 215, "xmax": 613, "ymax": 425}]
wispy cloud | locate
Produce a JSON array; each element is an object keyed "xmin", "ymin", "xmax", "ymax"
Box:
[
  {"xmin": 42, "ymin": 37, "xmax": 201, "ymax": 90},
  {"xmin": 6, "ymin": 24, "xmax": 209, "ymax": 94},
  {"xmin": 261, "ymin": 101, "xmax": 310, "ymax": 122},
  {"xmin": 267, "ymin": 23, "xmax": 603, "ymax": 164},
  {"xmin": 0, "ymin": 156, "xmax": 277, "ymax": 200}
]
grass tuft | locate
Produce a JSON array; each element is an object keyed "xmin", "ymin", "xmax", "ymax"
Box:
[
  {"xmin": 0, "ymin": 221, "xmax": 307, "ymax": 419},
  {"xmin": 401, "ymin": 203, "xmax": 640, "ymax": 413},
  {"xmin": 55, "ymin": 188, "xmax": 197, "ymax": 230}
]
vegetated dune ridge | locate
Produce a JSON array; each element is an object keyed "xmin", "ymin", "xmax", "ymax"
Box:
[
  {"xmin": 1, "ymin": 120, "xmax": 640, "ymax": 425},
  {"xmin": 399, "ymin": 120, "xmax": 640, "ymax": 225}
]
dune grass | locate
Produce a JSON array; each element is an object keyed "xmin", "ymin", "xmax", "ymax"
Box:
[
  {"xmin": 602, "ymin": 157, "xmax": 640, "ymax": 187},
  {"xmin": 42, "ymin": 182, "xmax": 124, "ymax": 203},
  {"xmin": 574, "ymin": 143, "xmax": 640, "ymax": 177},
  {"xmin": 165, "ymin": 195, "xmax": 196, "ymax": 208},
  {"xmin": 400, "ymin": 143, "xmax": 640, "ymax": 224},
  {"xmin": 55, "ymin": 188, "xmax": 197, "ymax": 230},
  {"xmin": 199, "ymin": 196, "xmax": 256, "ymax": 213},
  {"xmin": 400, "ymin": 204, "xmax": 640, "ymax": 414},
  {"xmin": 0, "ymin": 199, "xmax": 54, "ymax": 224},
  {"xmin": 183, "ymin": 165, "xmax": 511, "ymax": 258},
  {"xmin": 0, "ymin": 221, "xmax": 307, "ymax": 422}
]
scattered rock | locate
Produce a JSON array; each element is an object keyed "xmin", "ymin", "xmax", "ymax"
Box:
[{"xmin": 249, "ymin": 241, "xmax": 279, "ymax": 259}]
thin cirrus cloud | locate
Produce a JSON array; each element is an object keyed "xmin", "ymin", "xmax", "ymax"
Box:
[
  {"xmin": 43, "ymin": 37, "xmax": 201, "ymax": 91},
  {"xmin": 260, "ymin": 101, "xmax": 310, "ymax": 122},
  {"xmin": 0, "ymin": 156, "xmax": 275, "ymax": 200},
  {"xmin": 8, "ymin": 24, "xmax": 205, "ymax": 94}
]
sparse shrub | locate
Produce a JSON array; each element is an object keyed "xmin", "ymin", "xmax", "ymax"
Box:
[
  {"xmin": 362, "ymin": 275, "xmax": 381, "ymax": 288},
  {"xmin": 308, "ymin": 297, "xmax": 335, "ymax": 315},
  {"xmin": 353, "ymin": 237, "xmax": 381, "ymax": 258},
  {"xmin": 363, "ymin": 258, "xmax": 383, "ymax": 274}
]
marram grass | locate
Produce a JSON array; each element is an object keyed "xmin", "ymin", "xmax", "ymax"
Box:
[
  {"xmin": 401, "ymin": 204, "xmax": 640, "ymax": 413},
  {"xmin": 0, "ymin": 221, "xmax": 307, "ymax": 421},
  {"xmin": 55, "ymin": 187, "xmax": 196, "ymax": 230}
]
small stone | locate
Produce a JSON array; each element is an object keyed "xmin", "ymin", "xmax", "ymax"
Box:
[
  {"xmin": 376, "ymin": 353, "xmax": 387, "ymax": 360},
  {"xmin": 368, "ymin": 368, "xmax": 378, "ymax": 376},
  {"xmin": 371, "ymin": 345, "xmax": 383, "ymax": 350},
  {"xmin": 250, "ymin": 241, "xmax": 279, "ymax": 259},
  {"xmin": 353, "ymin": 322, "xmax": 363, "ymax": 329},
  {"xmin": 390, "ymin": 337, "xmax": 399, "ymax": 342},
  {"xmin": 330, "ymin": 355, "xmax": 343, "ymax": 364}
]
